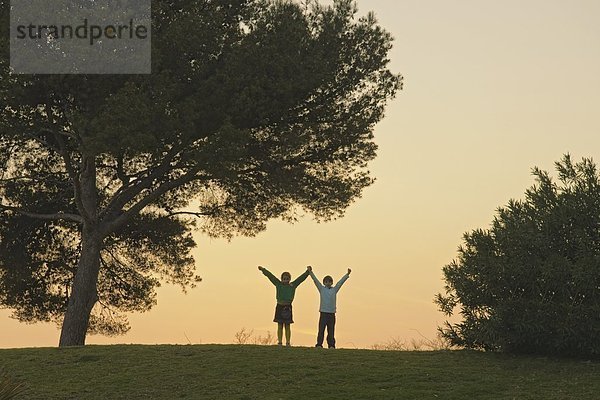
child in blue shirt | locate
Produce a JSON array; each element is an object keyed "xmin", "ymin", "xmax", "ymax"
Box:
[{"xmin": 307, "ymin": 266, "xmax": 351, "ymax": 348}]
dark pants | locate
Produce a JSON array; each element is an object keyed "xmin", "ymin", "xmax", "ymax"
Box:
[{"xmin": 316, "ymin": 312, "xmax": 336, "ymax": 348}]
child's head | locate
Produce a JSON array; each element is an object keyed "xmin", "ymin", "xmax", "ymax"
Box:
[
  {"xmin": 281, "ymin": 272, "xmax": 291, "ymax": 284},
  {"xmin": 323, "ymin": 275, "xmax": 333, "ymax": 288}
]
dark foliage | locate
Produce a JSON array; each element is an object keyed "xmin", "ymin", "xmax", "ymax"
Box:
[{"xmin": 437, "ymin": 155, "xmax": 600, "ymax": 357}]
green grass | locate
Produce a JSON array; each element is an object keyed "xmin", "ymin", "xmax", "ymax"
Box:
[{"xmin": 0, "ymin": 345, "xmax": 598, "ymax": 399}]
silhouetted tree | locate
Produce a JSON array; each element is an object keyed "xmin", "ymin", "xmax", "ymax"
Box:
[
  {"xmin": 436, "ymin": 155, "xmax": 600, "ymax": 357},
  {"xmin": 0, "ymin": 0, "xmax": 401, "ymax": 346}
]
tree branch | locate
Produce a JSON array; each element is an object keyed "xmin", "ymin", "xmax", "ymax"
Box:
[
  {"xmin": 47, "ymin": 128, "xmax": 80, "ymax": 142},
  {"xmin": 0, "ymin": 203, "xmax": 83, "ymax": 223},
  {"xmin": 53, "ymin": 131, "xmax": 91, "ymax": 223},
  {"xmin": 79, "ymin": 153, "xmax": 98, "ymax": 222},
  {"xmin": 101, "ymin": 144, "xmax": 184, "ymax": 220},
  {"xmin": 116, "ymin": 153, "xmax": 129, "ymax": 186},
  {"xmin": 101, "ymin": 168, "xmax": 206, "ymax": 235},
  {"xmin": 166, "ymin": 210, "xmax": 215, "ymax": 218}
]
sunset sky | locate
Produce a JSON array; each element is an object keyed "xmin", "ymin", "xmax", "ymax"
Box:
[{"xmin": 2, "ymin": 0, "xmax": 600, "ymax": 348}]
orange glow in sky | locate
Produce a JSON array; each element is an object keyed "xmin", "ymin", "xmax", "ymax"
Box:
[{"xmin": 3, "ymin": 0, "xmax": 600, "ymax": 348}]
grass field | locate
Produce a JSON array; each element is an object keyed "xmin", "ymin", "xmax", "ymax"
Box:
[{"xmin": 0, "ymin": 344, "xmax": 598, "ymax": 399}]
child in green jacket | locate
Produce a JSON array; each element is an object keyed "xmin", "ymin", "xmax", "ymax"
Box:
[{"xmin": 258, "ymin": 265, "xmax": 310, "ymax": 346}]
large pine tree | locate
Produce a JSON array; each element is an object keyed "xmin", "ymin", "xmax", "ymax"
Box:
[{"xmin": 0, "ymin": 0, "xmax": 401, "ymax": 346}]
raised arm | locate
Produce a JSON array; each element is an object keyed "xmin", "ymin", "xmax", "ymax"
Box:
[
  {"xmin": 308, "ymin": 267, "xmax": 324, "ymax": 290},
  {"xmin": 258, "ymin": 266, "xmax": 280, "ymax": 286},
  {"xmin": 334, "ymin": 268, "xmax": 351, "ymax": 292},
  {"xmin": 291, "ymin": 267, "xmax": 310, "ymax": 287}
]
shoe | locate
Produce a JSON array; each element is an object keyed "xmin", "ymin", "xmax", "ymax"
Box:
[
  {"xmin": 277, "ymin": 342, "xmax": 282, "ymax": 347},
  {"xmin": 328, "ymin": 346, "xmax": 335, "ymax": 349},
  {"xmin": 286, "ymin": 343, "xmax": 291, "ymax": 347},
  {"xmin": 315, "ymin": 344, "xmax": 323, "ymax": 348}
]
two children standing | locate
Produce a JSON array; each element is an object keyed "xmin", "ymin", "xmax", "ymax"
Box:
[{"xmin": 258, "ymin": 265, "xmax": 351, "ymax": 348}]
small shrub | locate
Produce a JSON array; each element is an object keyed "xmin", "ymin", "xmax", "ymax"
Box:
[
  {"xmin": 371, "ymin": 337, "xmax": 407, "ymax": 351},
  {"xmin": 234, "ymin": 328, "xmax": 254, "ymax": 345},
  {"xmin": 234, "ymin": 328, "xmax": 276, "ymax": 345},
  {"xmin": 372, "ymin": 333, "xmax": 450, "ymax": 351},
  {"xmin": 253, "ymin": 331, "xmax": 276, "ymax": 345}
]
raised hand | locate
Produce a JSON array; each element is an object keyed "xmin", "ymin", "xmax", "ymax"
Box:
[
  {"xmin": 307, "ymin": 265, "xmax": 312, "ymax": 272},
  {"xmin": 258, "ymin": 266, "xmax": 264, "ymax": 271},
  {"xmin": 347, "ymin": 268, "xmax": 352, "ymax": 275}
]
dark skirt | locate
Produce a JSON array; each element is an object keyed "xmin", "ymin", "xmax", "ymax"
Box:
[{"xmin": 273, "ymin": 303, "xmax": 294, "ymax": 324}]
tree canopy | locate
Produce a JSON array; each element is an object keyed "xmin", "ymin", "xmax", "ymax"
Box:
[
  {"xmin": 0, "ymin": 0, "xmax": 401, "ymax": 345},
  {"xmin": 436, "ymin": 155, "xmax": 600, "ymax": 357}
]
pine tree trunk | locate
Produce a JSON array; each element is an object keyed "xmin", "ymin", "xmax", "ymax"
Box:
[
  {"xmin": 59, "ymin": 155, "xmax": 101, "ymax": 347},
  {"xmin": 58, "ymin": 226, "xmax": 102, "ymax": 347}
]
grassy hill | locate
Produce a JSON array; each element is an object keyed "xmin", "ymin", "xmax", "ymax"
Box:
[{"xmin": 0, "ymin": 345, "xmax": 598, "ymax": 399}]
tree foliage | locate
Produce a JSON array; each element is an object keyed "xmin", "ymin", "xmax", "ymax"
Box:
[
  {"xmin": 0, "ymin": 0, "xmax": 401, "ymax": 342},
  {"xmin": 436, "ymin": 155, "xmax": 600, "ymax": 357}
]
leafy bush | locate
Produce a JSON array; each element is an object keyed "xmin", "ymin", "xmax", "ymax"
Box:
[{"xmin": 436, "ymin": 155, "xmax": 600, "ymax": 357}]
